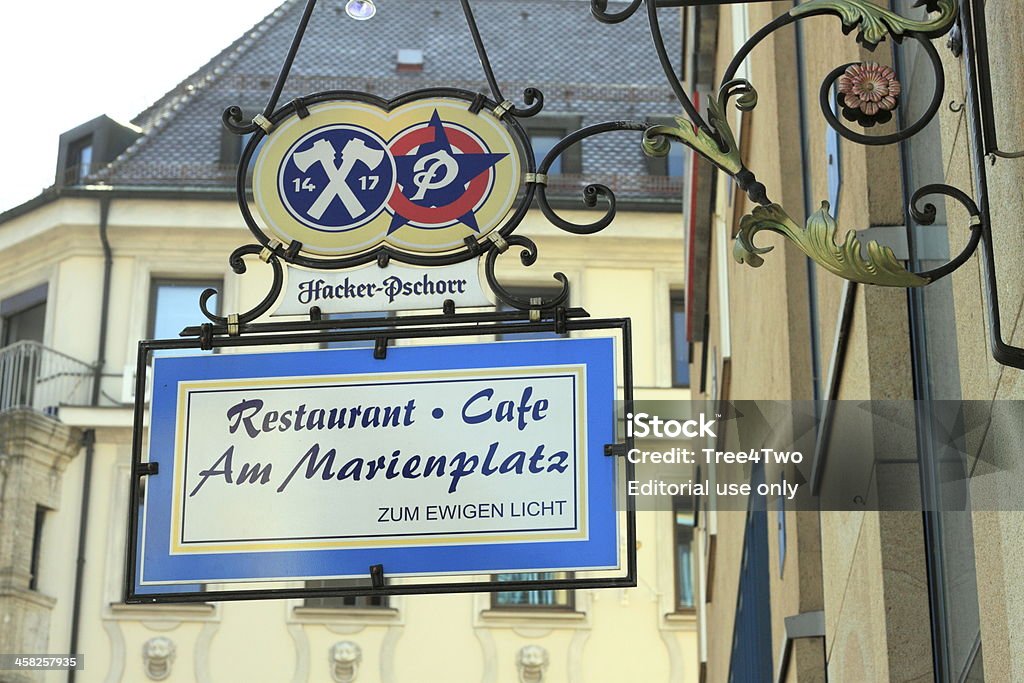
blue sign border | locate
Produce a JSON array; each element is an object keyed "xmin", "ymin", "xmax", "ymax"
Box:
[{"xmin": 139, "ymin": 337, "xmax": 618, "ymax": 588}]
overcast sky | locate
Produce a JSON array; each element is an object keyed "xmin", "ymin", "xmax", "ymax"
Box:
[{"xmin": 0, "ymin": 0, "xmax": 285, "ymax": 212}]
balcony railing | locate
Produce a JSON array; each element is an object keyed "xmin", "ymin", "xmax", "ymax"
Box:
[{"xmin": 0, "ymin": 341, "xmax": 94, "ymax": 416}]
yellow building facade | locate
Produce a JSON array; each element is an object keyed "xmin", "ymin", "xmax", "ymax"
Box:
[{"xmin": 0, "ymin": 1, "xmax": 701, "ymax": 681}]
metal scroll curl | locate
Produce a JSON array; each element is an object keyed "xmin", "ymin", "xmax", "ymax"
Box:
[
  {"xmin": 221, "ymin": 105, "xmax": 260, "ymax": 136},
  {"xmin": 484, "ymin": 235, "xmax": 570, "ymax": 311},
  {"xmin": 789, "ymin": 0, "xmax": 958, "ymax": 49},
  {"xmin": 644, "ymin": 80, "xmax": 769, "ymax": 207},
  {"xmin": 458, "ymin": 0, "xmax": 544, "ymax": 118},
  {"xmin": 590, "ymin": 0, "xmax": 642, "ymax": 24},
  {"xmin": 908, "ymin": 184, "xmax": 984, "ymax": 282},
  {"xmin": 198, "ymin": 244, "xmax": 285, "ymax": 327},
  {"xmin": 534, "ymin": 121, "xmax": 649, "ymax": 236},
  {"xmin": 731, "ymin": 187, "xmax": 986, "ymax": 289}
]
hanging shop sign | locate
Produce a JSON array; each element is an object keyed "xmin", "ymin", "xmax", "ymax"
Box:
[
  {"xmin": 252, "ymin": 96, "xmax": 524, "ymax": 260},
  {"xmin": 133, "ymin": 336, "xmax": 619, "ymax": 590},
  {"xmin": 272, "ymin": 260, "xmax": 492, "ymax": 316}
]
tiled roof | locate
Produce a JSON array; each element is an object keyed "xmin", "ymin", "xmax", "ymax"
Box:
[{"xmin": 97, "ymin": 0, "xmax": 684, "ymax": 198}]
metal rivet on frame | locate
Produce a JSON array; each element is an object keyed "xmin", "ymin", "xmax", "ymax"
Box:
[
  {"xmin": 492, "ymin": 100, "xmax": 514, "ymax": 119},
  {"xmin": 259, "ymin": 240, "xmax": 282, "ymax": 262},
  {"xmin": 487, "ymin": 232, "xmax": 509, "ymax": 252},
  {"xmin": 252, "ymin": 113, "xmax": 274, "ymax": 134}
]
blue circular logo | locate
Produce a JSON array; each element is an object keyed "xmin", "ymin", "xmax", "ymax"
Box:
[{"xmin": 278, "ymin": 125, "xmax": 395, "ymax": 232}]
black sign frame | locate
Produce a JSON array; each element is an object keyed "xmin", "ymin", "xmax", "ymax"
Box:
[{"xmin": 124, "ymin": 310, "xmax": 636, "ymax": 604}]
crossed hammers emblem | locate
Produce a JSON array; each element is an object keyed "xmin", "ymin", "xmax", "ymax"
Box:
[{"xmin": 291, "ymin": 137, "xmax": 386, "ymax": 220}]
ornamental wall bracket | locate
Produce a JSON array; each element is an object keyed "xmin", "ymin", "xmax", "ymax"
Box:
[
  {"xmin": 199, "ymin": 0, "xmax": 1021, "ymax": 368},
  {"xmin": 589, "ymin": 0, "xmax": 1021, "ymax": 368},
  {"xmin": 734, "ymin": 202, "xmax": 930, "ymax": 288}
]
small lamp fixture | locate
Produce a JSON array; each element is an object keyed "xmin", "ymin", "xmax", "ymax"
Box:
[{"xmin": 344, "ymin": 0, "xmax": 376, "ymax": 20}]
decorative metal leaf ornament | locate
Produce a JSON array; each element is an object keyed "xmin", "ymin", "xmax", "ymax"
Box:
[
  {"xmin": 642, "ymin": 89, "xmax": 743, "ymax": 176},
  {"xmin": 733, "ymin": 202, "xmax": 930, "ymax": 287},
  {"xmin": 790, "ymin": 0, "xmax": 958, "ymax": 48}
]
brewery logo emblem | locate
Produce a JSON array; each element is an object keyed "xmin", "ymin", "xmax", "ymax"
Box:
[
  {"xmin": 253, "ymin": 97, "xmax": 523, "ymax": 259},
  {"xmin": 387, "ymin": 110, "xmax": 506, "ymax": 234},
  {"xmin": 278, "ymin": 125, "xmax": 394, "ymax": 232}
]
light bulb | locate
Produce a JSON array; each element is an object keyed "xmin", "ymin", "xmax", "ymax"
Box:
[{"xmin": 344, "ymin": 0, "xmax": 376, "ymax": 20}]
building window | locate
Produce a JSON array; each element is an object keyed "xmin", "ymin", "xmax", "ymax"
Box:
[
  {"xmin": 304, "ymin": 579, "xmax": 389, "ymax": 609},
  {"xmin": 646, "ymin": 117, "xmax": 687, "ymax": 177},
  {"xmin": 671, "ymin": 293, "xmax": 690, "ymax": 387},
  {"xmin": 66, "ymin": 135, "xmax": 93, "ymax": 184},
  {"xmin": 522, "ymin": 115, "xmax": 583, "ymax": 175},
  {"xmin": 1, "ymin": 286, "xmax": 48, "ymax": 409},
  {"xmin": 531, "ymin": 132, "xmax": 565, "ymax": 174},
  {"xmin": 646, "ymin": 118, "xmax": 687, "ymax": 178},
  {"xmin": 28, "ymin": 505, "xmax": 47, "ymax": 591},
  {"xmin": 728, "ymin": 465, "xmax": 773, "ymax": 679},
  {"xmin": 491, "ymin": 572, "xmax": 573, "ymax": 609},
  {"xmin": 674, "ymin": 497, "xmax": 696, "ymax": 611},
  {"xmin": 396, "ymin": 48, "xmax": 424, "ymax": 72},
  {"xmin": 148, "ymin": 279, "xmax": 220, "ymax": 355},
  {"xmin": 1, "ymin": 284, "xmax": 47, "ymax": 346}
]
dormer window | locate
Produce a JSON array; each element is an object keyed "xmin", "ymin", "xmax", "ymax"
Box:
[
  {"xmin": 66, "ymin": 135, "xmax": 93, "ymax": 184},
  {"xmin": 396, "ymin": 49, "xmax": 424, "ymax": 72}
]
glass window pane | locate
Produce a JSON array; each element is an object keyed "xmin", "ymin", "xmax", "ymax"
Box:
[
  {"xmin": 671, "ymin": 296, "xmax": 689, "ymax": 387},
  {"xmin": 666, "ymin": 144, "xmax": 685, "ymax": 177},
  {"xmin": 493, "ymin": 572, "xmax": 572, "ymax": 608},
  {"xmin": 2, "ymin": 301, "xmax": 46, "ymax": 346},
  {"xmin": 531, "ymin": 135, "xmax": 562, "ymax": 174},
  {"xmin": 304, "ymin": 579, "xmax": 388, "ymax": 609},
  {"xmin": 78, "ymin": 145, "xmax": 93, "ymax": 180},
  {"xmin": 150, "ymin": 281, "xmax": 219, "ymax": 357},
  {"xmin": 674, "ymin": 501, "xmax": 695, "ymax": 610}
]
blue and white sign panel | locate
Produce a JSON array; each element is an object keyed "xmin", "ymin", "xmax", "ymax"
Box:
[{"xmin": 139, "ymin": 338, "xmax": 618, "ymax": 586}]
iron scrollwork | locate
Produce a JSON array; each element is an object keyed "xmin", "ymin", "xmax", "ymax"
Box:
[
  {"xmin": 207, "ymin": 0, "xmax": 694, "ymax": 324},
  {"xmin": 585, "ymin": 0, "xmax": 1020, "ymax": 368},
  {"xmin": 198, "ymin": 0, "xmax": 1019, "ymax": 367}
]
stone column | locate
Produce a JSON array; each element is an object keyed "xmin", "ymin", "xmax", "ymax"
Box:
[{"xmin": 0, "ymin": 410, "xmax": 82, "ymax": 683}]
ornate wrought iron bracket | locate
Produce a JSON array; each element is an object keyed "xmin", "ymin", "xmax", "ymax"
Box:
[
  {"xmin": 586, "ymin": 0, "xmax": 1022, "ymax": 368},
  {"xmin": 200, "ymin": 0, "xmax": 1021, "ymax": 368}
]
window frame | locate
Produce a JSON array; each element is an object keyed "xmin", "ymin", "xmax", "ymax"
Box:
[
  {"xmin": 645, "ymin": 116, "xmax": 687, "ymax": 178},
  {"xmin": 490, "ymin": 571, "xmax": 576, "ymax": 611},
  {"xmin": 66, "ymin": 134, "xmax": 94, "ymax": 185},
  {"xmin": 302, "ymin": 578, "xmax": 391, "ymax": 610},
  {"xmin": 28, "ymin": 505, "xmax": 48, "ymax": 591},
  {"xmin": 1, "ymin": 284, "xmax": 48, "ymax": 346},
  {"xmin": 147, "ymin": 278, "xmax": 223, "ymax": 341},
  {"xmin": 673, "ymin": 496, "xmax": 697, "ymax": 613},
  {"xmin": 521, "ymin": 114, "xmax": 584, "ymax": 175},
  {"xmin": 670, "ymin": 292, "xmax": 690, "ymax": 388}
]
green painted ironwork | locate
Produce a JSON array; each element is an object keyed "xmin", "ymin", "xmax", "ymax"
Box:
[
  {"xmin": 733, "ymin": 202, "xmax": 930, "ymax": 287},
  {"xmin": 790, "ymin": 0, "xmax": 958, "ymax": 48},
  {"xmin": 643, "ymin": 87, "xmax": 745, "ymax": 176},
  {"xmin": 639, "ymin": 0, "xmax": 960, "ymax": 287}
]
